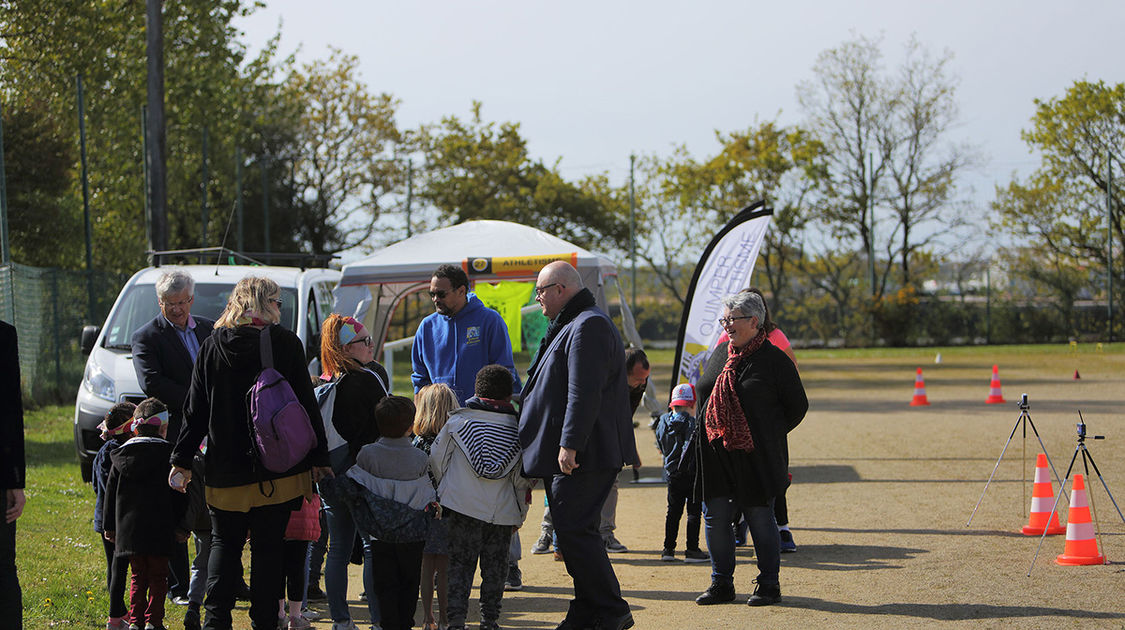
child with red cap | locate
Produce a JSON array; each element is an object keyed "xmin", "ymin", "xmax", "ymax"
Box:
[{"xmin": 655, "ymin": 384, "xmax": 709, "ymax": 563}]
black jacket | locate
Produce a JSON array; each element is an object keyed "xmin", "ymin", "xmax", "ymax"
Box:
[
  {"xmin": 329, "ymin": 366, "xmax": 387, "ymax": 472},
  {"xmin": 695, "ymin": 340, "xmax": 808, "ymax": 506},
  {"xmin": 0, "ymin": 321, "xmax": 24, "ymax": 491},
  {"xmin": 172, "ymin": 324, "xmax": 328, "ymax": 487},
  {"xmin": 131, "ymin": 314, "xmax": 215, "ymax": 441},
  {"xmin": 103, "ymin": 436, "xmax": 188, "ymax": 557}
]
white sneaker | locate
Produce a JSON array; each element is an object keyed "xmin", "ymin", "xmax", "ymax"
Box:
[
  {"xmin": 287, "ymin": 615, "xmax": 312, "ymax": 630},
  {"xmin": 531, "ymin": 530, "xmax": 552, "ymax": 554},
  {"xmin": 332, "ymin": 621, "xmax": 360, "ymax": 630}
]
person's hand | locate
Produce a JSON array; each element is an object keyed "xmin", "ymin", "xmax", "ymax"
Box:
[
  {"xmin": 311, "ymin": 466, "xmax": 334, "ymax": 484},
  {"xmin": 558, "ymin": 447, "xmax": 578, "ymax": 475},
  {"xmin": 5, "ymin": 489, "xmax": 25, "ymax": 523},
  {"xmin": 104, "ymin": 531, "xmax": 115, "ymax": 543},
  {"xmin": 168, "ymin": 466, "xmax": 191, "ymax": 493}
]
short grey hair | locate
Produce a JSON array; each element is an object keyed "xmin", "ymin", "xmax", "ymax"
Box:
[
  {"xmin": 721, "ymin": 291, "xmax": 765, "ymax": 326},
  {"xmin": 156, "ymin": 270, "xmax": 195, "ymax": 300}
]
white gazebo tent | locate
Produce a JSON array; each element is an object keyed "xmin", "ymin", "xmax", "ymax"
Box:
[{"xmin": 332, "ymin": 220, "xmax": 647, "ymax": 390}]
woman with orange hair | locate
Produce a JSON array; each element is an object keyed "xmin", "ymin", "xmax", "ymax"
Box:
[{"xmin": 317, "ymin": 314, "xmax": 390, "ymax": 630}]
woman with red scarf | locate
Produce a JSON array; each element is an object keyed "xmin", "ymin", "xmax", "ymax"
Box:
[{"xmin": 692, "ymin": 291, "xmax": 807, "ymax": 608}]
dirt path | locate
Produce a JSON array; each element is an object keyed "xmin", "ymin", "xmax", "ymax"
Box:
[{"xmin": 311, "ymin": 350, "xmax": 1125, "ymax": 629}]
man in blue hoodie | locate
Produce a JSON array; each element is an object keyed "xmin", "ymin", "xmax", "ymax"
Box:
[{"xmin": 412, "ymin": 264, "xmax": 521, "ymax": 404}]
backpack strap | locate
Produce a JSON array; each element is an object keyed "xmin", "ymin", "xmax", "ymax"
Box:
[{"xmin": 259, "ymin": 325, "xmax": 274, "ymax": 370}]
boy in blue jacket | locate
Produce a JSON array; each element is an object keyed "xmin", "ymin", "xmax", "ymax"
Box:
[{"xmin": 654, "ymin": 384, "xmax": 709, "ymax": 563}]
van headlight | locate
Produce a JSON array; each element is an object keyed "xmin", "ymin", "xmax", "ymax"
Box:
[{"xmin": 82, "ymin": 361, "xmax": 115, "ymax": 402}]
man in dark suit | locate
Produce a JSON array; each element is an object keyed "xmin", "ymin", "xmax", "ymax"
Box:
[
  {"xmin": 131, "ymin": 270, "xmax": 215, "ymax": 609},
  {"xmin": 1, "ymin": 320, "xmax": 26, "ymax": 629},
  {"xmin": 518, "ymin": 261, "xmax": 638, "ymax": 630}
]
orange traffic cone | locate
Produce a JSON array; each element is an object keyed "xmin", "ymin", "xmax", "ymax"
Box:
[
  {"xmin": 1056, "ymin": 474, "xmax": 1105, "ymax": 565},
  {"xmin": 1021, "ymin": 453, "xmax": 1066, "ymax": 536},
  {"xmin": 1073, "ymin": 369, "xmax": 1081, "ymax": 380},
  {"xmin": 910, "ymin": 367, "xmax": 930, "ymax": 406},
  {"xmin": 985, "ymin": 364, "xmax": 1005, "ymax": 404}
]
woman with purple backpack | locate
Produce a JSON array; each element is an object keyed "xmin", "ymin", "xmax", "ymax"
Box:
[{"xmin": 170, "ymin": 276, "xmax": 331, "ymax": 630}]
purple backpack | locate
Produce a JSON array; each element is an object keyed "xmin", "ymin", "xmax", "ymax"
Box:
[{"xmin": 246, "ymin": 326, "xmax": 316, "ymax": 473}]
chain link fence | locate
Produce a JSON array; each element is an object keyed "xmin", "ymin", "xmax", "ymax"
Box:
[{"xmin": 0, "ymin": 263, "xmax": 129, "ymax": 406}]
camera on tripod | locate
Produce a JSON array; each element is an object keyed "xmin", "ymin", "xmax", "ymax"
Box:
[{"xmin": 1019, "ymin": 393, "xmax": 1029, "ymax": 410}]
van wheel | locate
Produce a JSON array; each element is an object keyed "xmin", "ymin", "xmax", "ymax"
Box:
[{"xmin": 80, "ymin": 461, "xmax": 92, "ymax": 483}]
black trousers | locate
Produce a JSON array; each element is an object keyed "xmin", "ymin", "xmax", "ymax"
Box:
[
  {"xmin": 204, "ymin": 499, "xmax": 297, "ymax": 630},
  {"xmin": 0, "ymin": 491, "xmax": 21, "ymax": 630},
  {"xmin": 663, "ymin": 476, "xmax": 701, "ymax": 551},
  {"xmin": 103, "ymin": 536, "xmax": 130, "ymax": 618},
  {"xmin": 370, "ymin": 539, "xmax": 425, "ymax": 630},
  {"xmin": 168, "ymin": 540, "xmax": 191, "ymax": 597},
  {"xmin": 545, "ymin": 469, "xmax": 630, "ymax": 626},
  {"xmin": 282, "ymin": 540, "xmax": 309, "ymax": 603}
]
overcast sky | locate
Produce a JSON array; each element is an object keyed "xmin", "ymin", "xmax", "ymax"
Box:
[{"xmin": 235, "ymin": 1, "xmax": 1124, "ymax": 254}]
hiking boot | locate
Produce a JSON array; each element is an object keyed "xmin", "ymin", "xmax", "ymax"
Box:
[
  {"xmin": 660, "ymin": 548, "xmax": 676, "ymax": 562},
  {"xmin": 504, "ymin": 563, "xmax": 523, "ymax": 591},
  {"xmin": 531, "ymin": 530, "xmax": 553, "ymax": 554},
  {"xmin": 779, "ymin": 529, "xmax": 797, "ymax": 553},
  {"xmin": 683, "ymin": 548, "xmax": 710, "ymax": 563},
  {"xmin": 306, "ymin": 582, "xmax": 327, "ymax": 601},
  {"xmin": 182, "ymin": 607, "xmax": 201, "ymax": 630},
  {"xmin": 604, "ymin": 535, "xmax": 628, "ymax": 553},
  {"xmin": 695, "ymin": 582, "xmax": 735, "ymax": 605},
  {"xmin": 746, "ymin": 580, "xmax": 781, "ymax": 606}
]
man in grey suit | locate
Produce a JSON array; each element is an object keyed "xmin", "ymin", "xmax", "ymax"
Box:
[
  {"xmin": 518, "ymin": 261, "xmax": 637, "ymax": 630},
  {"xmin": 130, "ymin": 270, "xmax": 215, "ymax": 614}
]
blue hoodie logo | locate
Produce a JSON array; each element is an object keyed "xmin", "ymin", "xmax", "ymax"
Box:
[{"xmin": 466, "ymin": 326, "xmax": 481, "ymax": 346}]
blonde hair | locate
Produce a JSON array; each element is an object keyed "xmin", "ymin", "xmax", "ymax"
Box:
[
  {"xmin": 413, "ymin": 383, "xmax": 457, "ymax": 438},
  {"xmin": 320, "ymin": 314, "xmax": 361, "ymax": 378},
  {"xmin": 215, "ymin": 276, "xmax": 281, "ymax": 328}
]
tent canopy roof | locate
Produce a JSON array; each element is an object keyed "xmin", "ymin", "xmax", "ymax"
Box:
[{"xmin": 339, "ymin": 220, "xmax": 617, "ymax": 287}]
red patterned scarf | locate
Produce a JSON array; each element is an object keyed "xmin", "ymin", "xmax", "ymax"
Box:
[{"xmin": 703, "ymin": 328, "xmax": 767, "ymax": 452}]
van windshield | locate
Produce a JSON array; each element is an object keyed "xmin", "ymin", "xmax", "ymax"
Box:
[{"xmin": 102, "ymin": 284, "xmax": 298, "ymax": 349}]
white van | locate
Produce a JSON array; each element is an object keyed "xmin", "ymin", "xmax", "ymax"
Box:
[{"xmin": 73, "ymin": 263, "xmax": 341, "ymax": 481}]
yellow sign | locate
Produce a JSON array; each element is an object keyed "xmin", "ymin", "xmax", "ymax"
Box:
[{"xmin": 463, "ymin": 253, "xmax": 578, "ymax": 277}]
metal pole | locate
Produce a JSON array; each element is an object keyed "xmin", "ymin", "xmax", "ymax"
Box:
[
  {"xmin": 236, "ymin": 146, "xmax": 244, "ymax": 252},
  {"xmin": 201, "ymin": 126, "xmax": 209, "ymax": 248},
  {"xmin": 0, "ymin": 99, "xmax": 9, "ymax": 265},
  {"xmin": 77, "ymin": 74, "xmax": 95, "ymax": 322},
  {"xmin": 261, "ymin": 156, "xmax": 270, "ymax": 254},
  {"xmin": 52, "ymin": 269, "xmax": 61, "ymax": 392},
  {"xmin": 405, "ymin": 158, "xmax": 413, "ymax": 237},
  {"xmin": 629, "ymin": 154, "xmax": 636, "ymax": 309},
  {"xmin": 867, "ymin": 152, "xmax": 876, "ymax": 297},
  {"xmin": 986, "ymin": 265, "xmax": 992, "ymax": 344},
  {"xmin": 145, "ymin": 0, "xmax": 168, "ymax": 253},
  {"xmin": 1108, "ymin": 153, "xmax": 1114, "ymax": 343},
  {"xmin": 141, "ymin": 106, "xmax": 151, "ymax": 250}
]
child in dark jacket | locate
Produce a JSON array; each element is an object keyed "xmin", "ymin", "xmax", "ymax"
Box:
[
  {"xmin": 654, "ymin": 384, "xmax": 709, "ymax": 563},
  {"xmin": 93, "ymin": 402, "xmax": 135, "ymax": 630},
  {"xmin": 103, "ymin": 398, "xmax": 188, "ymax": 630}
]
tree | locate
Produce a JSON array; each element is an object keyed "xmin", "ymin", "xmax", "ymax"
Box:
[
  {"xmin": 797, "ymin": 35, "xmax": 975, "ymax": 296},
  {"xmin": 992, "ymin": 81, "xmax": 1125, "ymax": 335},
  {"xmin": 416, "ymin": 102, "xmax": 628, "ymax": 252},
  {"xmin": 284, "ymin": 49, "xmax": 405, "ymax": 255}
]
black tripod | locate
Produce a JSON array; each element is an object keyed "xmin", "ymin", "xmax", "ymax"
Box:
[
  {"xmin": 1028, "ymin": 414, "xmax": 1124, "ymax": 575},
  {"xmin": 967, "ymin": 394, "xmax": 1065, "ymax": 527}
]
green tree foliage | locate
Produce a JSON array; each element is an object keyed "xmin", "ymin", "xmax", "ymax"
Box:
[
  {"xmin": 0, "ymin": 0, "xmax": 305, "ymax": 271},
  {"xmin": 416, "ymin": 102, "xmax": 628, "ymax": 252},
  {"xmin": 992, "ymin": 80, "xmax": 1124, "ymax": 334},
  {"xmin": 284, "ymin": 49, "xmax": 405, "ymax": 255},
  {"xmin": 1, "ymin": 100, "xmax": 81, "ymax": 267}
]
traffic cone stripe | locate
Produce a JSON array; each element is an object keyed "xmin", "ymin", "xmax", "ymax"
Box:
[
  {"xmin": 985, "ymin": 364, "xmax": 1005, "ymax": 404},
  {"xmin": 910, "ymin": 367, "xmax": 930, "ymax": 406},
  {"xmin": 1056, "ymin": 474, "xmax": 1106, "ymax": 565},
  {"xmin": 1022, "ymin": 453, "xmax": 1065, "ymax": 536}
]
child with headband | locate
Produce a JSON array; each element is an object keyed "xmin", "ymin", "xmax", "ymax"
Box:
[
  {"xmin": 94, "ymin": 402, "xmax": 136, "ymax": 630},
  {"xmin": 103, "ymin": 398, "xmax": 189, "ymax": 630}
]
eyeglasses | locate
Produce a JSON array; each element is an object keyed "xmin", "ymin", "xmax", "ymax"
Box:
[
  {"xmin": 717, "ymin": 315, "xmax": 753, "ymax": 327},
  {"xmin": 160, "ymin": 296, "xmax": 193, "ymax": 308},
  {"xmin": 347, "ymin": 336, "xmax": 373, "ymax": 347},
  {"xmin": 428, "ymin": 290, "xmax": 448, "ymax": 299},
  {"xmin": 534, "ymin": 283, "xmax": 562, "ymax": 297},
  {"xmin": 269, "ymin": 297, "xmax": 283, "ymax": 308}
]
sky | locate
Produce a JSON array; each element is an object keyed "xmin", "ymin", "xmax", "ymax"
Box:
[{"xmin": 234, "ymin": 0, "xmax": 1124, "ymax": 256}]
